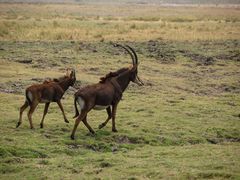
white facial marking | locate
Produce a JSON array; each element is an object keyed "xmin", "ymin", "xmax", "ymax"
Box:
[{"xmin": 93, "ymin": 105, "xmax": 109, "ymax": 110}]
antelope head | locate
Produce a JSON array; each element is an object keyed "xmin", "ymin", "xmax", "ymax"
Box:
[
  {"xmin": 65, "ymin": 68, "xmax": 76, "ymax": 86},
  {"xmin": 114, "ymin": 44, "xmax": 144, "ymax": 86}
]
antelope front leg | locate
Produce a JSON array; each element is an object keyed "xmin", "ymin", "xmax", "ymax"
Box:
[
  {"xmin": 56, "ymin": 100, "xmax": 69, "ymax": 123},
  {"xmin": 16, "ymin": 101, "xmax": 29, "ymax": 128},
  {"xmin": 111, "ymin": 104, "xmax": 118, "ymax": 132},
  {"xmin": 40, "ymin": 102, "xmax": 50, "ymax": 128},
  {"xmin": 98, "ymin": 107, "xmax": 112, "ymax": 129}
]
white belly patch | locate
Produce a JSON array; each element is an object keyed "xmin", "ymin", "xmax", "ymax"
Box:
[
  {"xmin": 41, "ymin": 99, "xmax": 50, "ymax": 103},
  {"xmin": 93, "ymin": 105, "xmax": 109, "ymax": 110}
]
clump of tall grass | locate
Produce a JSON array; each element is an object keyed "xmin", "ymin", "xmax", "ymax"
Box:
[
  {"xmin": 129, "ymin": 23, "xmax": 136, "ymax": 29},
  {"xmin": 53, "ymin": 20, "xmax": 60, "ymax": 28},
  {"xmin": 0, "ymin": 26, "xmax": 9, "ymax": 37},
  {"xmin": 170, "ymin": 18, "xmax": 195, "ymax": 23},
  {"xmin": 124, "ymin": 16, "xmax": 160, "ymax": 22},
  {"xmin": 103, "ymin": 16, "xmax": 119, "ymax": 21}
]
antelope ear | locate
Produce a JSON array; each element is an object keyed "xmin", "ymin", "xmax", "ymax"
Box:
[
  {"xmin": 66, "ymin": 68, "xmax": 70, "ymax": 77},
  {"xmin": 130, "ymin": 64, "xmax": 137, "ymax": 72},
  {"xmin": 70, "ymin": 69, "xmax": 75, "ymax": 78}
]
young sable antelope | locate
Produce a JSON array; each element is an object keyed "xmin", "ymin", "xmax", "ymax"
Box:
[
  {"xmin": 71, "ymin": 44, "xmax": 143, "ymax": 140},
  {"xmin": 16, "ymin": 69, "xmax": 76, "ymax": 129}
]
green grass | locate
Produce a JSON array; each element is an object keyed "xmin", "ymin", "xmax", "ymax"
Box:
[
  {"xmin": 0, "ymin": 40, "xmax": 239, "ymax": 179},
  {"xmin": 0, "ymin": 3, "xmax": 240, "ymax": 179}
]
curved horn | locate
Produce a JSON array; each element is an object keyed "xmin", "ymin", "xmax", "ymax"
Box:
[
  {"xmin": 72, "ymin": 68, "xmax": 75, "ymax": 77},
  {"xmin": 113, "ymin": 43, "xmax": 136, "ymax": 65},
  {"xmin": 125, "ymin": 45, "xmax": 138, "ymax": 65}
]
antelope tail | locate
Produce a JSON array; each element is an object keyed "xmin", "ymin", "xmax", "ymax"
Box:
[
  {"xmin": 25, "ymin": 90, "xmax": 32, "ymax": 105},
  {"xmin": 73, "ymin": 96, "xmax": 79, "ymax": 118}
]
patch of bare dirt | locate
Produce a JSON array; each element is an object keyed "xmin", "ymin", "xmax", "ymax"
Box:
[
  {"xmin": 217, "ymin": 84, "xmax": 240, "ymax": 93},
  {"xmin": 17, "ymin": 59, "xmax": 32, "ymax": 64},
  {"xmin": 76, "ymin": 42, "xmax": 98, "ymax": 53},
  {"xmin": 206, "ymin": 137, "xmax": 240, "ymax": 144},
  {"xmin": 145, "ymin": 40, "xmax": 176, "ymax": 63},
  {"xmin": 113, "ymin": 135, "xmax": 148, "ymax": 144},
  {"xmin": 180, "ymin": 50, "xmax": 215, "ymax": 65},
  {"xmin": 215, "ymin": 51, "xmax": 240, "ymax": 61}
]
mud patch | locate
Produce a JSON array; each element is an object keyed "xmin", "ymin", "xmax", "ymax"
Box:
[
  {"xmin": 0, "ymin": 81, "xmax": 26, "ymax": 94},
  {"xmin": 99, "ymin": 162, "xmax": 112, "ymax": 168},
  {"xmin": 180, "ymin": 50, "xmax": 215, "ymax": 65},
  {"xmin": 17, "ymin": 59, "xmax": 32, "ymax": 64},
  {"xmin": 197, "ymin": 172, "xmax": 233, "ymax": 179},
  {"xmin": 0, "ymin": 78, "xmax": 48, "ymax": 94},
  {"xmin": 113, "ymin": 135, "xmax": 148, "ymax": 144},
  {"xmin": 83, "ymin": 67, "xmax": 102, "ymax": 75},
  {"xmin": 76, "ymin": 42, "xmax": 98, "ymax": 53},
  {"xmin": 206, "ymin": 137, "xmax": 240, "ymax": 144},
  {"xmin": 215, "ymin": 50, "xmax": 240, "ymax": 61},
  {"xmin": 205, "ymin": 128, "xmax": 240, "ymax": 144},
  {"xmin": 84, "ymin": 142, "xmax": 111, "ymax": 152},
  {"xmin": 3, "ymin": 157, "xmax": 25, "ymax": 164},
  {"xmin": 144, "ymin": 40, "xmax": 175, "ymax": 63},
  {"xmin": 217, "ymin": 84, "xmax": 240, "ymax": 93}
]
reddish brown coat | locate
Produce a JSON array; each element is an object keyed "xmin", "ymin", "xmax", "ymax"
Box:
[{"xmin": 16, "ymin": 69, "xmax": 76, "ymax": 129}]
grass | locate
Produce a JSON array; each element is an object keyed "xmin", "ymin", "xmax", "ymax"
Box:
[
  {"xmin": 0, "ymin": 3, "xmax": 240, "ymax": 41},
  {"xmin": 0, "ymin": 2, "xmax": 240, "ymax": 179}
]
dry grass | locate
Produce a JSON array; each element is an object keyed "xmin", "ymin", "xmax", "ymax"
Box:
[{"xmin": 0, "ymin": 3, "xmax": 240, "ymax": 41}]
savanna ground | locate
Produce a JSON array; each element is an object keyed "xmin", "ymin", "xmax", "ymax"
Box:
[{"xmin": 0, "ymin": 2, "xmax": 240, "ymax": 179}]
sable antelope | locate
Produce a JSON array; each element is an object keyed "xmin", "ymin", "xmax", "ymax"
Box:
[
  {"xmin": 16, "ymin": 69, "xmax": 76, "ymax": 129},
  {"xmin": 71, "ymin": 44, "xmax": 143, "ymax": 140}
]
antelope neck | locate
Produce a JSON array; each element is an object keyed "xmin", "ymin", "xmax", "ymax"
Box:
[
  {"xmin": 58, "ymin": 78, "xmax": 71, "ymax": 91},
  {"xmin": 114, "ymin": 70, "xmax": 131, "ymax": 92}
]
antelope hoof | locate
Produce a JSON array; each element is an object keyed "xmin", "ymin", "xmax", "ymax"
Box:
[
  {"xmin": 16, "ymin": 122, "xmax": 21, "ymax": 128},
  {"xmin": 40, "ymin": 123, "xmax": 43, "ymax": 128},
  {"xmin": 70, "ymin": 134, "xmax": 75, "ymax": 140},
  {"xmin": 65, "ymin": 119, "xmax": 69, "ymax": 123},
  {"xmin": 112, "ymin": 129, "xmax": 118, "ymax": 132},
  {"xmin": 86, "ymin": 131, "xmax": 95, "ymax": 137},
  {"xmin": 98, "ymin": 123, "xmax": 105, "ymax": 129}
]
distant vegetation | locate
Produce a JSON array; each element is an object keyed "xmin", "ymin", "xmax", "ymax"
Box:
[
  {"xmin": 0, "ymin": 0, "xmax": 240, "ymax": 4},
  {"xmin": 0, "ymin": 3, "xmax": 239, "ymax": 41}
]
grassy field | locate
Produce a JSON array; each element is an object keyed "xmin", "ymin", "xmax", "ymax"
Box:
[
  {"xmin": 0, "ymin": 2, "xmax": 240, "ymax": 179},
  {"xmin": 0, "ymin": 3, "xmax": 240, "ymax": 41}
]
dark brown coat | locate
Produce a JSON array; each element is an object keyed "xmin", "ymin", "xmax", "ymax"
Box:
[{"xmin": 71, "ymin": 44, "xmax": 143, "ymax": 139}]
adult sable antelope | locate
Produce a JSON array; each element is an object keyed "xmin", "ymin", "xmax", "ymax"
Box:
[
  {"xmin": 16, "ymin": 69, "xmax": 76, "ymax": 129},
  {"xmin": 71, "ymin": 44, "xmax": 143, "ymax": 140}
]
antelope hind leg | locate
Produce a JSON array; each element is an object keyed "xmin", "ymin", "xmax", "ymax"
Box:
[{"xmin": 16, "ymin": 101, "xmax": 29, "ymax": 128}]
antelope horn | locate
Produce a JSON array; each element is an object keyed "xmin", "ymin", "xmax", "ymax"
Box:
[
  {"xmin": 125, "ymin": 45, "xmax": 138, "ymax": 65},
  {"xmin": 113, "ymin": 43, "xmax": 136, "ymax": 65}
]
